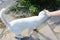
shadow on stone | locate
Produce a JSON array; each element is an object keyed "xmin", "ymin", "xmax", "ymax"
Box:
[
  {"xmin": 33, "ymin": 29, "xmax": 51, "ymax": 40},
  {"xmin": 15, "ymin": 36, "xmax": 37, "ymax": 40},
  {"xmin": 21, "ymin": 36, "xmax": 37, "ymax": 40}
]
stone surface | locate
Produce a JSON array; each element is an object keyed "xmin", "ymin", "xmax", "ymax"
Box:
[
  {"xmin": 47, "ymin": 16, "xmax": 60, "ymax": 40},
  {"xmin": 55, "ymin": 33, "xmax": 60, "ymax": 40},
  {"xmin": 0, "ymin": 30, "xmax": 17, "ymax": 40},
  {"xmin": 38, "ymin": 25, "xmax": 57, "ymax": 40},
  {"xmin": 54, "ymin": 25, "xmax": 60, "ymax": 33}
]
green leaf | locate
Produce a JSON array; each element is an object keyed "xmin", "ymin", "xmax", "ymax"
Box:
[{"xmin": 29, "ymin": 5, "xmax": 37, "ymax": 13}]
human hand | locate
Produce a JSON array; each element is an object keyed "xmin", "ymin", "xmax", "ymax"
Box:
[{"xmin": 43, "ymin": 9, "xmax": 51, "ymax": 17}]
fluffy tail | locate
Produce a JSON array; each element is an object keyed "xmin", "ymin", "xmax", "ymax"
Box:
[
  {"xmin": 0, "ymin": 0, "xmax": 17, "ymax": 27},
  {"xmin": 0, "ymin": 8, "xmax": 10, "ymax": 27}
]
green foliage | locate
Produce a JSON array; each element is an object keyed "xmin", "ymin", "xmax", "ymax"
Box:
[
  {"xmin": 29, "ymin": 5, "xmax": 37, "ymax": 13},
  {"xmin": 56, "ymin": 0, "xmax": 60, "ymax": 4},
  {"xmin": 17, "ymin": 0, "xmax": 31, "ymax": 6},
  {"xmin": 10, "ymin": 6, "xmax": 20, "ymax": 13},
  {"xmin": 10, "ymin": 0, "xmax": 60, "ymax": 15},
  {"xmin": 56, "ymin": 0, "xmax": 60, "ymax": 2}
]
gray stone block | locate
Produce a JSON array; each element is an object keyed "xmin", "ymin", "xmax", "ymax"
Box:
[{"xmin": 38, "ymin": 25, "xmax": 57, "ymax": 40}]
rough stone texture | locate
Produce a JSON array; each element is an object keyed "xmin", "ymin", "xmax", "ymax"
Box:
[
  {"xmin": 47, "ymin": 17, "xmax": 60, "ymax": 40},
  {"xmin": 32, "ymin": 22, "xmax": 57, "ymax": 40},
  {"xmin": 39, "ymin": 25, "xmax": 57, "ymax": 40},
  {"xmin": 0, "ymin": 19, "xmax": 6, "ymax": 28},
  {"xmin": 0, "ymin": 29, "xmax": 18, "ymax": 40}
]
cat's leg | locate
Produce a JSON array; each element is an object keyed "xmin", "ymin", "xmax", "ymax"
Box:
[
  {"xmin": 28, "ymin": 28, "xmax": 33, "ymax": 37},
  {"xmin": 14, "ymin": 32, "xmax": 24, "ymax": 40}
]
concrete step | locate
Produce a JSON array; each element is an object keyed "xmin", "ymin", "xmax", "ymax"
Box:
[
  {"xmin": 38, "ymin": 25, "xmax": 57, "ymax": 40},
  {"xmin": 32, "ymin": 23, "xmax": 57, "ymax": 40}
]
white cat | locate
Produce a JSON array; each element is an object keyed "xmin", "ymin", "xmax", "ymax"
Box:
[{"xmin": 0, "ymin": 7, "xmax": 50, "ymax": 38}]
